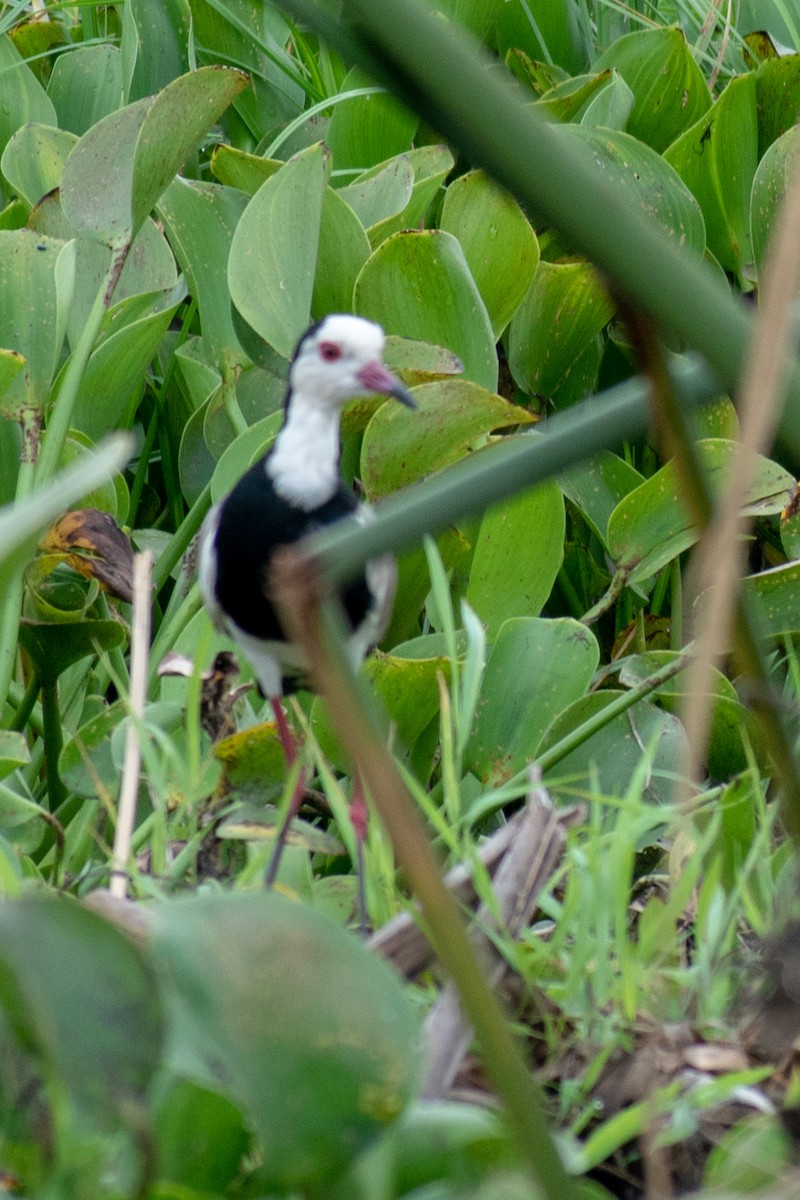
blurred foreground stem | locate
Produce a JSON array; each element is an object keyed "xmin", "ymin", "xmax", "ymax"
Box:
[{"xmin": 270, "ymin": 547, "xmax": 581, "ymax": 1200}]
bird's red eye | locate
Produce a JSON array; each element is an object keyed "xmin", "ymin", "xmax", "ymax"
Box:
[{"xmin": 319, "ymin": 341, "xmax": 342, "ymax": 362}]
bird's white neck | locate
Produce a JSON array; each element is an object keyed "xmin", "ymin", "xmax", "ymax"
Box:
[{"xmin": 266, "ymin": 394, "xmax": 342, "ymax": 511}]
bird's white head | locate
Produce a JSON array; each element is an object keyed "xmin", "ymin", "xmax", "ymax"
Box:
[{"xmin": 288, "ymin": 315, "xmax": 415, "ymax": 411}]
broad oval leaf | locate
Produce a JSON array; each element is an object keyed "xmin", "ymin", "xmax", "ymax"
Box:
[
  {"xmin": 338, "ymin": 156, "xmax": 414, "ymax": 230},
  {"xmin": 0, "ymin": 231, "xmax": 69, "ymax": 412},
  {"xmin": 466, "ymin": 479, "xmax": 565, "ymax": 638},
  {"xmin": 439, "ymin": 169, "xmax": 539, "ymax": 338},
  {"xmin": 507, "ymin": 260, "xmax": 614, "ymax": 405},
  {"xmin": 367, "ymin": 145, "xmax": 454, "ymax": 248},
  {"xmin": 228, "ymin": 142, "xmax": 329, "ymax": 358},
  {"xmin": 326, "ymin": 66, "xmax": 417, "ymax": 171},
  {"xmin": 0, "ymin": 892, "xmax": 162, "ymax": 1123},
  {"xmin": 313, "ymin": 185, "xmax": 371, "ymax": 317},
  {"xmin": 560, "ymin": 451, "xmax": 645, "ymax": 546},
  {"xmin": 592, "ymin": 26, "xmax": 711, "ymax": 152},
  {"xmin": 0, "ymin": 34, "xmax": 56, "ymax": 160},
  {"xmin": 756, "ymin": 52, "xmax": 800, "ymax": 159},
  {"xmin": 750, "ymin": 123, "xmax": 800, "ymax": 277},
  {"xmin": 608, "ymin": 439, "xmax": 795, "ymax": 586},
  {"xmin": 159, "ymin": 177, "xmax": 249, "ymax": 369},
  {"xmin": 580, "ymin": 69, "xmax": 635, "ymax": 131},
  {"xmin": 465, "ymin": 616, "xmax": 599, "ymax": 785},
  {"xmin": 1, "ymin": 123, "xmax": 77, "ymax": 207},
  {"xmin": 46, "ymin": 43, "xmax": 124, "ymax": 135},
  {"xmin": 360, "ymin": 379, "xmax": 534, "ymax": 500},
  {"xmin": 61, "ymin": 66, "xmax": 247, "ymax": 247},
  {"xmin": 355, "ymin": 230, "xmax": 497, "ymax": 391},
  {"xmin": 744, "ymin": 561, "xmax": 800, "ymax": 637},
  {"xmin": 149, "ymin": 890, "xmax": 420, "ymax": 1191},
  {"xmin": 555, "ymin": 126, "xmax": 706, "ymax": 256},
  {"xmin": 540, "ymin": 691, "xmax": 687, "ymax": 805},
  {"xmin": 664, "ymin": 73, "xmax": 758, "ymax": 282}
]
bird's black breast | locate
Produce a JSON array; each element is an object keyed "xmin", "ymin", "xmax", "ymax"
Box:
[{"xmin": 212, "ymin": 458, "xmax": 373, "ymax": 644}]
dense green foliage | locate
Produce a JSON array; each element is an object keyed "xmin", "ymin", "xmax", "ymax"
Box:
[{"xmin": 2, "ymin": 0, "xmax": 800, "ymax": 1196}]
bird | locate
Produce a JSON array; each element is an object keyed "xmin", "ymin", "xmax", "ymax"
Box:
[{"xmin": 198, "ymin": 314, "xmax": 415, "ymax": 892}]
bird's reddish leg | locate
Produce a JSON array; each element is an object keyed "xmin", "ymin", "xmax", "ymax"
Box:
[
  {"xmin": 264, "ymin": 699, "xmax": 307, "ymax": 887},
  {"xmin": 350, "ymin": 778, "xmax": 369, "ymax": 934}
]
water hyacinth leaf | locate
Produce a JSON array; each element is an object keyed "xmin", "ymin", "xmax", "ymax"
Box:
[
  {"xmin": 580, "ymin": 70, "xmax": 635, "ymax": 131},
  {"xmin": 46, "ymin": 43, "xmax": 124, "ymax": 135},
  {"xmin": 325, "ymin": 66, "xmax": 418, "ymax": 171},
  {"xmin": 439, "ymin": 0, "xmax": 504, "ymax": 40},
  {"xmin": 149, "ymin": 891, "xmax": 420, "ymax": 1192},
  {"xmin": 0, "ymin": 731, "xmax": 30, "ymax": 780},
  {"xmin": 382, "ymin": 529, "xmax": 470, "ymax": 647},
  {"xmin": 1, "ymin": 125, "xmax": 77, "ymax": 208},
  {"xmin": 592, "ymin": 26, "xmax": 711, "ymax": 152},
  {"xmin": 608, "ymin": 439, "xmax": 795, "ymax": 586},
  {"xmin": 213, "ymin": 721, "xmax": 286, "ymax": 795},
  {"xmin": 0, "ymin": 35, "xmax": 56, "ymax": 160},
  {"xmin": 0, "ymin": 232, "xmax": 69, "ymax": 414},
  {"xmin": 61, "ymin": 66, "xmax": 247, "ymax": 247},
  {"xmin": 540, "ymin": 691, "xmax": 687, "ymax": 804},
  {"xmin": 158, "ymin": 178, "xmax": 249, "ymax": 369},
  {"xmin": 507, "ymin": 260, "xmax": 614, "ymax": 405},
  {"xmin": 228, "ymin": 142, "xmax": 329, "ymax": 358},
  {"xmin": 154, "ymin": 1079, "xmax": 249, "ymax": 1194},
  {"xmin": 496, "ymin": 0, "xmax": 587, "ymax": 74},
  {"xmin": 0, "ymin": 893, "xmax": 162, "ymax": 1123},
  {"xmin": 355, "ymin": 230, "xmax": 497, "ymax": 391},
  {"xmin": 663, "ymin": 74, "xmax": 757, "ymax": 282},
  {"xmin": 18, "ymin": 618, "xmax": 127, "ymax": 684},
  {"xmin": 554, "ymin": 126, "xmax": 706, "ymax": 257},
  {"xmin": 466, "ymin": 480, "xmax": 565, "ymax": 638},
  {"xmin": 367, "ymin": 145, "xmax": 454, "ymax": 248},
  {"xmin": 756, "ymin": 52, "xmax": 800, "ymax": 159},
  {"xmin": 360, "ymin": 379, "xmax": 534, "ymax": 500},
  {"xmin": 68, "ymin": 301, "xmax": 180, "ymax": 439},
  {"xmin": 338, "ymin": 156, "xmax": 414, "ymax": 231},
  {"xmin": 743, "ymin": 561, "xmax": 800, "ymax": 636},
  {"xmin": 121, "ymin": 0, "xmax": 190, "ymax": 102},
  {"xmin": 465, "ymin": 616, "xmax": 599, "ymax": 785},
  {"xmin": 59, "ymin": 700, "xmax": 182, "ymax": 797},
  {"xmin": 619, "ymin": 651, "xmax": 764, "ymax": 778},
  {"xmin": 0, "ymin": 351, "xmax": 26, "ymax": 418},
  {"xmin": 750, "ymin": 124, "xmax": 800, "ymax": 277},
  {"xmin": 560, "ymin": 451, "xmax": 645, "ymax": 546},
  {"xmin": 209, "ymin": 411, "xmax": 284, "ymax": 502},
  {"xmin": 210, "ymin": 143, "xmax": 282, "ymax": 193},
  {"xmin": 439, "ymin": 169, "xmax": 539, "ymax": 338},
  {"xmin": 536, "ymin": 73, "xmax": 613, "ymax": 124},
  {"xmin": 313, "ymin": 186, "xmax": 371, "ymax": 317}
]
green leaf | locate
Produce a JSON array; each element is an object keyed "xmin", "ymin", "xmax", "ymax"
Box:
[
  {"xmin": 312, "ymin": 186, "xmax": 371, "ymax": 317},
  {"xmin": 154, "ymin": 1078, "xmax": 249, "ymax": 1193},
  {"xmin": 750, "ymin": 123, "xmax": 800, "ymax": 278},
  {"xmin": 580, "ymin": 70, "xmax": 635, "ymax": 131},
  {"xmin": 0, "ymin": 231, "xmax": 70, "ymax": 414},
  {"xmin": 367, "ymin": 145, "xmax": 454, "ymax": 248},
  {"xmin": 508, "ymin": 260, "xmax": 614, "ymax": 405},
  {"xmin": 540, "ymin": 692, "xmax": 687, "ymax": 805},
  {"xmin": 560, "ymin": 451, "xmax": 644, "ymax": 546},
  {"xmin": 360, "ymin": 379, "xmax": 534, "ymax": 500},
  {"xmin": 228, "ymin": 142, "xmax": 329, "ymax": 358},
  {"xmin": 663, "ymin": 73, "xmax": 758, "ymax": 282},
  {"xmin": 61, "ymin": 66, "xmax": 248, "ymax": 248},
  {"xmin": 619, "ymin": 651, "xmax": 764, "ymax": 778},
  {"xmin": 0, "ymin": 893, "xmax": 162, "ymax": 1124},
  {"xmin": 756, "ymin": 52, "xmax": 800, "ymax": 159},
  {"xmin": 325, "ymin": 66, "xmax": 417, "ymax": 171},
  {"xmin": 149, "ymin": 891, "xmax": 420, "ymax": 1192},
  {"xmin": 355, "ymin": 230, "xmax": 497, "ymax": 391},
  {"xmin": 0, "ymin": 34, "xmax": 56, "ymax": 160},
  {"xmin": 465, "ymin": 616, "xmax": 599, "ymax": 784},
  {"xmin": 68, "ymin": 301, "xmax": 180, "ymax": 439},
  {"xmin": 159, "ymin": 177, "xmax": 249, "ymax": 369},
  {"xmin": 536, "ymin": 72, "xmax": 613, "ymax": 123},
  {"xmin": 496, "ymin": 0, "xmax": 587, "ymax": 74},
  {"xmin": 744, "ymin": 561, "xmax": 800, "ymax": 636},
  {"xmin": 0, "ymin": 732, "xmax": 30, "ymax": 780},
  {"xmin": 338, "ymin": 156, "xmax": 414, "ymax": 230},
  {"xmin": 1, "ymin": 124, "xmax": 77, "ymax": 208},
  {"xmin": 555, "ymin": 126, "xmax": 707, "ymax": 256},
  {"xmin": 592, "ymin": 26, "xmax": 711, "ymax": 153},
  {"xmin": 608, "ymin": 439, "xmax": 795, "ymax": 586},
  {"xmin": 46, "ymin": 44, "xmax": 124, "ymax": 135},
  {"xmin": 439, "ymin": 169, "xmax": 539, "ymax": 338},
  {"xmin": 466, "ymin": 480, "xmax": 565, "ymax": 638},
  {"xmin": 120, "ymin": 0, "xmax": 190, "ymax": 102},
  {"xmin": 18, "ymin": 617, "xmax": 127, "ymax": 684}
]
